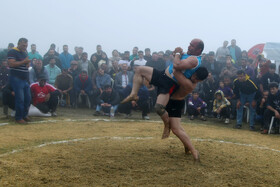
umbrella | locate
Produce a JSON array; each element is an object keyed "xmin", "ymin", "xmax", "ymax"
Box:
[{"xmin": 248, "ymin": 43, "xmax": 265, "ymax": 59}]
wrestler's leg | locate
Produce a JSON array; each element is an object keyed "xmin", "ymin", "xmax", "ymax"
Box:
[
  {"xmin": 169, "ymin": 117, "xmax": 200, "ymax": 162},
  {"xmin": 121, "ymin": 66, "xmax": 153, "ymax": 103},
  {"xmin": 155, "ymin": 94, "xmax": 170, "ymax": 139}
]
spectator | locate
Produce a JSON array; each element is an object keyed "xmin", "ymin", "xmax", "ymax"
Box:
[
  {"xmin": 74, "ymin": 70, "xmax": 93, "ymax": 107},
  {"xmin": 133, "ymin": 50, "xmax": 147, "ymax": 67},
  {"xmin": 7, "ymin": 38, "xmax": 31, "ymax": 123},
  {"xmin": 90, "ymin": 54, "xmax": 99, "ymax": 70},
  {"xmin": 44, "ymin": 57, "xmax": 61, "ymax": 85},
  {"xmin": 219, "ymin": 57, "xmax": 237, "ymax": 80},
  {"xmin": 55, "ymin": 69, "xmax": 73, "ymax": 107},
  {"xmin": 239, "ymin": 58, "xmax": 255, "ymax": 79},
  {"xmin": 118, "ymin": 84, "xmax": 150, "ymax": 119},
  {"xmin": 0, "ymin": 43, "xmax": 14, "ymax": 63},
  {"xmin": 187, "ymin": 91, "xmax": 207, "ymax": 121},
  {"xmin": 59, "ymin": 45, "xmax": 74, "ymax": 69},
  {"xmin": 43, "ymin": 43, "xmax": 59, "ymax": 58},
  {"xmin": 109, "ymin": 60, "xmax": 120, "ymax": 80},
  {"xmin": 201, "ymin": 52, "xmax": 220, "ymax": 79},
  {"xmin": 68, "ymin": 60, "xmax": 80, "ymax": 81},
  {"xmin": 145, "ymin": 52, "xmax": 166, "ymax": 71},
  {"xmin": 94, "ymin": 85, "xmax": 120, "ymax": 117},
  {"xmin": 233, "ymin": 70, "xmax": 258, "ymax": 130},
  {"xmin": 130, "ymin": 47, "xmax": 139, "ymax": 61},
  {"xmin": 260, "ymin": 63, "xmax": 280, "ymax": 93},
  {"xmin": 97, "ymin": 52, "xmax": 109, "ymax": 67},
  {"xmin": 114, "ymin": 63, "xmax": 134, "ymax": 97},
  {"xmin": 228, "ymin": 39, "xmax": 242, "ymax": 63},
  {"xmin": 216, "ymin": 40, "xmax": 230, "ymax": 64},
  {"xmin": 29, "ymin": 59, "xmax": 49, "ymax": 84},
  {"xmin": 144, "ymin": 48, "xmax": 152, "ymax": 62},
  {"xmin": 256, "ymin": 90, "xmax": 269, "ymax": 131},
  {"xmin": 30, "ymin": 75, "xmax": 60, "ymax": 116},
  {"xmin": 73, "ymin": 47, "xmax": 83, "ymax": 61},
  {"xmin": 164, "ymin": 51, "xmax": 173, "ymax": 68},
  {"xmin": 0, "ymin": 59, "xmax": 9, "ymax": 91},
  {"xmin": 213, "ymin": 90, "xmax": 231, "ymax": 124},
  {"xmin": 91, "ymin": 45, "xmax": 106, "ymax": 64},
  {"xmin": 2, "ymin": 84, "xmax": 15, "ymax": 116},
  {"xmin": 43, "ymin": 49, "xmax": 62, "ymax": 68},
  {"xmin": 96, "ymin": 67, "xmax": 111, "ymax": 94},
  {"xmin": 217, "ymin": 81, "xmax": 233, "ymax": 100},
  {"xmin": 262, "ymin": 82, "xmax": 280, "ymax": 134},
  {"xmin": 78, "ymin": 52, "xmax": 96, "ymax": 78},
  {"xmin": 198, "ymin": 72, "xmax": 217, "ymax": 116},
  {"xmin": 28, "ymin": 44, "xmax": 43, "ymax": 60},
  {"xmin": 109, "ymin": 49, "xmax": 121, "ymax": 64}
]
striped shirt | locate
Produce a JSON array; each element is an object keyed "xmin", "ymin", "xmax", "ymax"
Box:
[{"xmin": 7, "ymin": 47, "xmax": 29, "ymax": 80}]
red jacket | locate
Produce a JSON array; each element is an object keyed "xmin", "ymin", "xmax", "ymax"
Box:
[{"xmin": 30, "ymin": 82, "xmax": 56, "ymax": 105}]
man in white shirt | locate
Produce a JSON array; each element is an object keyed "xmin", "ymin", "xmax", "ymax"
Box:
[{"xmin": 134, "ymin": 51, "xmax": 147, "ymax": 66}]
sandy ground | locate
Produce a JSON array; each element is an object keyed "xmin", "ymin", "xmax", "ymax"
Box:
[{"xmin": 0, "ymin": 107, "xmax": 279, "ymax": 186}]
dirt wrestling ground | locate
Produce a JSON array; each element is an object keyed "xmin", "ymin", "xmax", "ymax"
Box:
[{"xmin": 0, "ymin": 107, "xmax": 279, "ymax": 186}]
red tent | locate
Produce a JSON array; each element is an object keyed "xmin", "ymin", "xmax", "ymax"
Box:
[{"xmin": 248, "ymin": 43, "xmax": 265, "ymax": 59}]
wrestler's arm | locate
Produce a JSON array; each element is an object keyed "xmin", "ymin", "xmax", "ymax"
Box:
[
  {"xmin": 173, "ymin": 69, "xmax": 193, "ymax": 90},
  {"xmin": 173, "ymin": 55, "xmax": 198, "ymax": 71}
]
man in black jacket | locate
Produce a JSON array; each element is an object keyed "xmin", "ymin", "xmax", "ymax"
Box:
[
  {"xmin": 233, "ymin": 70, "xmax": 258, "ymax": 130},
  {"xmin": 94, "ymin": 85, "xmax": 120, "ymax": 117},
  {"xmin": 262, "ymin": 82, "xmax": 280, "ymax": 134}
]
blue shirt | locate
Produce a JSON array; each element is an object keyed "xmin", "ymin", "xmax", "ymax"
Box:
[
  {"xmin": 168, "ymin": 54, "xmax": 201, "ymax": 81},
  {"xmin": 59, "ymin": 52, "xmax": 74, "ymax": 69}
]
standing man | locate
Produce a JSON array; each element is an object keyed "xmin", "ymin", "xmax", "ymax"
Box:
[
  {"xmin": 28, "ymin": 44, "xmax": 43, "ymax": 60},
  {"xmin": 59, "ymin": 45, "xmax": 74, "ymax": 70},
  {"xmin": 228, "ymin": 39, "xmax": 242, "ymax": 64},
  {"xmin": 7, "ymin": 38, "xmax": 31, "ymax": 123},
  {"xmin": 216, "ymin": 41, "xmax": 230, "ymax": 64}
]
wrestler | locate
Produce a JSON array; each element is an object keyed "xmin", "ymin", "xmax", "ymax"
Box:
[{"xmin": 121, "ymin": 39, "xmax": 207, "ymax": 138}]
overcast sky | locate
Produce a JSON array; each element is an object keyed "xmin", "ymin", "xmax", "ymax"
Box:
[{"xmin": 1, "ymin": 0, "xmax": 279, "ymax": 56}]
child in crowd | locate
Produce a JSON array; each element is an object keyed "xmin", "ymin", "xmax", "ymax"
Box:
[
  {"xmin": 217, "ymin": 80, "xmax": 233, "ymax": 100},
  {"xmin": 256, "ymin": 90, "xmax": 269, "ymax": 131},
  {"xmin": 213, "ymin": 90, "xmax": 231, "ymax": 124},
  {"xmin": 187, "ymin": 91, "xmax": 207, "ymax": 121}
]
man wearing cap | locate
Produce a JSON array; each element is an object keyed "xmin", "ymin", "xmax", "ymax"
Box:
[
  {"xmin": 30, "ymin": 74, "xmax": 60, "ymax": 116},
  {"xmin": 7, "ymin": 38, "xmax": 31, "ymax": 123}
]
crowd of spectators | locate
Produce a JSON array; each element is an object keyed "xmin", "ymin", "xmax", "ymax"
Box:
[{"xmin": 0, "ymin": 38, "xmax": 279, "ymax": 134}]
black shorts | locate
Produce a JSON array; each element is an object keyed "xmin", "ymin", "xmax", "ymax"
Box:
[
  {"xmin": 150, "ymin": 69, "xmax": 177, "ymax": 95},
  {"xmin": 166, "ymin": 99, "xmax": 185, "ymax": 118}
]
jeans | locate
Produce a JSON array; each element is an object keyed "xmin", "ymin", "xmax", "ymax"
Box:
[
  {"xmin": 9, "ymin": 76, "xmax": 31, "ymax": 120},
  {"xmin": 236, "ymin": 92, "xmax": 256, "ymax": 127}
]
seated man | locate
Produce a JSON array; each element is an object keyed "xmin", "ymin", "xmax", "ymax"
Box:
[
  {"xmin": 262, "ymin": 82, "xmax": 280, "ymax": 134},
  {"xmin": 187, "ymin": 90, "xmax": 207, "ymax": 121},
  {"xmin": 94, "ymin": 85, "xmax": 120, "ymax": 117},
  {"xmin": 29, "ymin": 59, "xmax": 49, "ymax": 84},
  {"xmin": 233, "ymin": 70, "xmax": 258, "ymax": 130},
  {"xmin": 30, "ymin": 75, "xmax": 60, "ymax": 116},
  {"xmin": 213, "ymin": 90, "xmax": 231, "ymax": 124},
  {"xmin": 114, "ymin": 63, "xmax": 134, "ymax": 97},
  {"xmin": 74, "ymin": 70, "xmax": 93, "ymax": 108},
  {"xmin": 45, "ymin": 57, "xmax": 61, "ymax": 85},
  {"xmin": 122, "ymin": 39, "xmax": 208, "ymax": 130},
  {"xmin": 256, "ymin": 90, "xmax": 268, "ymax": 131},
  {"xmin": 54, "ymin": 69, "xmax": 73, "ymax": 106},
  {"xmin": 95, "ymin": 67, "xmax": 111, "ymax": 94},
  {"xmin": 118, "ymin": 84, "xmax": 150, "ymax": 119}
]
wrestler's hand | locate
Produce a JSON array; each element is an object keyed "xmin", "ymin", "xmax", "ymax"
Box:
[{"xmin": 173, "ymin": 47, "xmax": 183, "ymax": 56}]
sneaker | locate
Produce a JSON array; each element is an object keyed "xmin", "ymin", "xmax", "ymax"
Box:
[
  {"xmin": 224, "ymin": 118, "xmax": 230, "ymax": 124},
  {"xmin": 261, "ymin": 129, "xmax": 268, "ymax": 134},
  {"xmin": 234, "ymin": 124, "xmax": 242, "ymax": 129},
  {"xmin": 51, "ymin": 112, "xmax": 57, "ymax": 117},
  {"xmin": 142, "ymin": 116, "xmax": 150, "ymax": 120},
  {"xmin": 190, "ymin": 115, "xmax": 194, "ymax": 120},
  {"xmin": 16, "ymin": 119, "xmax": 27, "ymax": 124},
  {"xmin": 200, "ymin": 115, "xmax": 207, "ymax": 121},
  {"xmin": 249, "ymin": 126, "xmax": 255, "ymax": 131}
]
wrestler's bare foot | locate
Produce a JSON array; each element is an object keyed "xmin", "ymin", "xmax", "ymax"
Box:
[
  {"xmin": 121, "ymin": 94, "xmax": 139, "ymax": 104},
  {"xmin": 193, "ymin": 150, "xmax": 200, "ymax": 164},
  {"xmin": 161, "ymin": 122, "xmax": 170, "ymax": 139}
]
